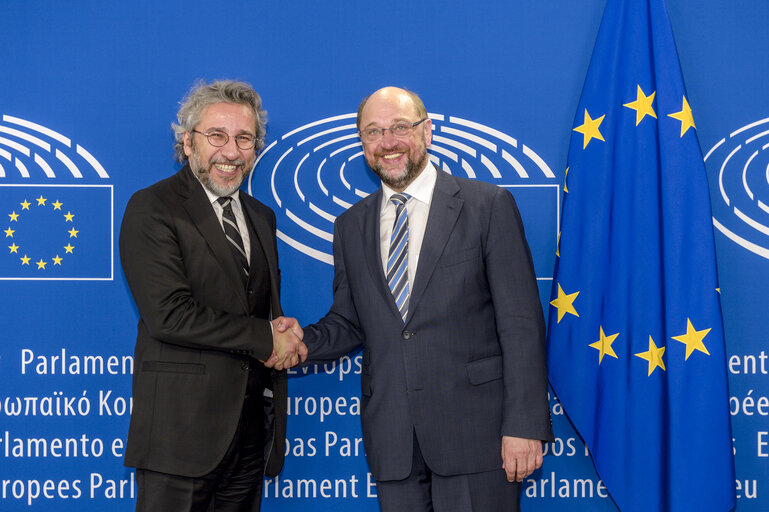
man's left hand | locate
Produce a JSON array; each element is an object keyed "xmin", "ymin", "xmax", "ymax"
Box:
[{"xmin": 501, "ymin": 436, "xmax": 543, "ymax": 482}]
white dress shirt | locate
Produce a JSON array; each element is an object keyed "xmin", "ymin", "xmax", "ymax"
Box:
[
  {"xmin": 379, "ymin": 162, "xmax": 437, "ymax": 287},
  {"xmin": 199, "ymin": 183, "xmax": 252, "ymax": 266}
]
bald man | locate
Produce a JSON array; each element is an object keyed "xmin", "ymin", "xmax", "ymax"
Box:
[{"xmin": 281, "ymin": 87, "xmax": 552, "ymax": 511}]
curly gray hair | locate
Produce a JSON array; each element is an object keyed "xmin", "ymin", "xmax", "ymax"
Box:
[{"xmin": 172, "ymin": 79, "xmax": 267, "ymax": 163}]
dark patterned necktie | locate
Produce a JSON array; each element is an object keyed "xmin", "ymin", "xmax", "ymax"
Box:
[
  {"xmin": 387, "ymin": 193, "xmax": 411, "ymax": 321},
  {"xmin": 217, "ymin": 197, "xmax": 249, "ymax": 282}
]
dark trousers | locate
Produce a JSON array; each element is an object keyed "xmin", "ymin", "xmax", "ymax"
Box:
[
  {"xmin": 136, "ymin": 368, "xmax": 267, "ymax": 512},
  {"xmin": 375, "ymin": 433, "xmax": 521, "ymax": 512}
]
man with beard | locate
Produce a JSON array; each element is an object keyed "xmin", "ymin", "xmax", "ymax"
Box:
[
  {"xmin": 120, "ymin": 80, "xmax": 306, "ymax": 512},
  {"xmin": 278, "ymin": 86, "xmax": 553, "ymax": 511}
]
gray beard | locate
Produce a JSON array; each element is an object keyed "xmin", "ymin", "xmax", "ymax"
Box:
[
  {"xmin": 373, "ymin": 147, "xmax": 428, "ymax": 191},
  {"xmin": 189, "ymin": 148, "xmax": 247, "ymax": 197}
]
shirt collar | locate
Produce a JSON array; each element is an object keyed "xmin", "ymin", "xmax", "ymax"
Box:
[{"xmin": 381, "ymin": 161, "xmax": 437, "ymax": 211}]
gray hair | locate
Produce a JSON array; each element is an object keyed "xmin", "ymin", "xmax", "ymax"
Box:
[{"xmin": 172, "ymin": 79, "xmax": 267, "ymax": 162}]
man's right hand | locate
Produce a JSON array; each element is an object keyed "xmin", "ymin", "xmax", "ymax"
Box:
[{"xmin": 265, "ymin": 317, "xmax": 307, "ymax": 370}]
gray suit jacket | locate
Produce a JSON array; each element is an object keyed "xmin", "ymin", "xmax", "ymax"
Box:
[
  {"xmin": 304, "ymin": 169, "xmax": 553, "ymax": 481},
  {"xmin": 120, "ymin": 166, "xmax": 287, "ymax": 478}
]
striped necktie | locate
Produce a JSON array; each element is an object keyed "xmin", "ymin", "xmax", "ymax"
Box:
[
  {"xmin": 217, "ymin": 196, "xmax": 250, "ymax": 284},
  {"xmin": 387, "ymin": 193, "xmax": 411, "ymax": 321}
]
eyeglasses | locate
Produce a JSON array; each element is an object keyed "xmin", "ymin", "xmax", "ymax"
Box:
[
  {"xmin": 359, "ymin": 118, "xmax": 428, "ymax": 143},
  {"xmin": 191, "ymin": 129, "xmax": 259, "ymax": 150}
]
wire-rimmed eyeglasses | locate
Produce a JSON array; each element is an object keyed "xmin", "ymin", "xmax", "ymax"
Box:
[
  {"xmin": 191, "ymin": 129, "xmax": 259, "ymax": 150},
  {"xmin": 359, "ymin": 118, "xmax": 428, "ymax": 143}
]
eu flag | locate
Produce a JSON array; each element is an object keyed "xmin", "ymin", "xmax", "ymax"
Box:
[
  {"xmin": 546, "ymin": 0, "xmax": 736, "ymax": 511},
  {"xmin": 0, "ymin": 185, "xmax": 112, "ymax": 280}
]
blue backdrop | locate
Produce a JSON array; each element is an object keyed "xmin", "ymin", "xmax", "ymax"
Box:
[{"xmin": 1, "ymin": 1, "xmax": 766, "ymax": 510}]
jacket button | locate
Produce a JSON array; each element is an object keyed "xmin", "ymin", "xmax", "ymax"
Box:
[
  {"xmin": 402, "ymin": 331, "xmax": 414, "ymax": 340},
  {"xmin": 241, "ymin": 361, "xmax": 250, "ymax": 371}
]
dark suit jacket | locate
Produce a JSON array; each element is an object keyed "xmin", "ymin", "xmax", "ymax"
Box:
[
  {"xmin": 304, "ymin": 169, "xmax": 553, "ymax": 481},
  {"xmin": 120, "ymin": 165, "xmax": 286, "ymax": 478}
]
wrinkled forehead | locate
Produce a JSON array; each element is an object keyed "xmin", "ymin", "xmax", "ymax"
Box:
[{"xmin": 198, "ymin": 102, "xmax": 257, "ymax": 131}]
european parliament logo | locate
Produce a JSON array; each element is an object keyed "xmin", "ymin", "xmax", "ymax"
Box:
[
  {"xmin": 0, "ymin": 115, "xmax": 112, "ymax": 280},
  {"xmin": 248, "ymin": 113, "xmax": 558, "ymax": 277},
  {"xmin": 705, "ymin": 117, "xmax": 769, "ymax": 260}
]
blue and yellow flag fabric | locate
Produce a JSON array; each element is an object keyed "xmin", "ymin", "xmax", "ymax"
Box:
[
  {"xmin": 0, "ymin": 185, "xmax": 112, "ymax": 280},
  {"xmin": 546, "ymin": 0, "xmax": 736, "ymax": 511}
]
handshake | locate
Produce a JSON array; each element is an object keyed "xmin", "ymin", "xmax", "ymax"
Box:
[{"xmin": 264, "ymin": 317, "xmax": 307, "ymax": 370}]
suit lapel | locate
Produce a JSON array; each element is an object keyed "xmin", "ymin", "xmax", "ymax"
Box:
[
  {"xmin": 242, "ymin": 199, "xmax": 283, "ymax": 317},
  {"xmin": 408, "ymin": 171, "xmax": 463, "ymax": 322},
  {"xmin": 177, "ymin": 167, "xmax": 249, "ymax": 309},
  {"xmin": 357, "ymin": 189, "xmax": 404, "ymax": 321}
]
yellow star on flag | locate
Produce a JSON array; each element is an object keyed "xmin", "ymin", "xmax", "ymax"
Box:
[
  {"xmin": 550, "ymin": 283, "xmax": 580, "ymax": 323},
  {"xmin": 20, "ymin": 254, "xmax": 31, "ymax": 265},
  {"xmin": 20, "ymin": 200, "xmax": 31, "ymax": 210},
  {"xmin": 671, "ymin": 318, "xmax": 711, "ymax": 360},
  {"xmin": 623, "ymin": 85, "xmax": 657, "ymax": 125},
  {"xmin": 36, "ymin": 195, "xmax": 47, "ymax": 206},
  {"xmin": 52, "ymin": 200, "xmax": 63, "ymax": 210},
  {"xmin": 68, "ymin": 228, "xmax": 79, "ymax": 238},
  {"xmin": 52, "ymin": 255, "xmax": 63, "ymax": 265},
  {"xmin": 635, "ymin": 336, "xmax": 666, "ymax": 376},
  {"xmin": 4, "ymin": 227, "xmax": 14, "ymax": 238},
  {"xmin": 589, "ymin": 326, "xmax": 620, "ymax": 364},
  {"xmin": 573, "ymin": 109, "xmax": 606, "ymax": 149},
  {"xmin": 64, "ymin": 212, "xmax": 75, "ymax": 222},
  {"xmin": 668, "ymin": 96, "xmax": 696, "ymax": 137},
  {"xmin": 64, "ymin": 244, "xmax": 75, "ymax": 254},
  {"xmin": 9, "ymin": 211, "xmax": 19, "ymax": 222},
  {"xmin": 564, "ymin": 167, "xmax": 570, "ymax": 194},
  {"xmin": 9, "ymin": 243, "xmax": 19, "ymax": 253},
  {"xmin": 36, "ymin": 259, "xmax": 47, "ymax": 270},
  {"xmin": 556, "ymin": 231, "xmax": 561, "ymax": 258}
]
